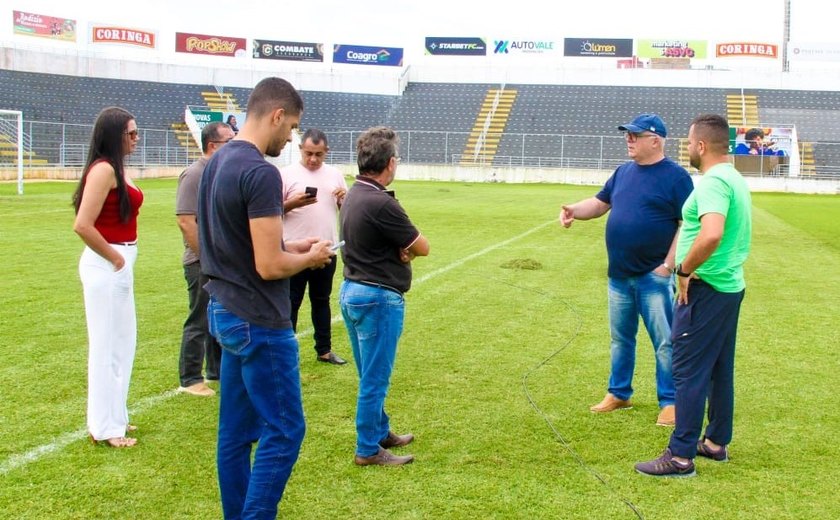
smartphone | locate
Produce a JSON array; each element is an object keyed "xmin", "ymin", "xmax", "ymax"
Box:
[
  {"xmin": 305, "ymin": 186, "xmax": 318, "ymax": 198},
  {"xmin": 329, "ymin": 240, "xmax": 345, "ymax": 252}
]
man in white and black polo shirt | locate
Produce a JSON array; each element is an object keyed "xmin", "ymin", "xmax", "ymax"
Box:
[{"xmin": 339, "ymin": 126, "xmax": 430, "ymax": 467}]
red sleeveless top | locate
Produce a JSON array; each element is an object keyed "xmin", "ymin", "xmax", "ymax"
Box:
[
  {"xmin": 94, "ymin": 185, "xmax": 144, "ymax": 243},
  {"xmin": 86, "ymin": 160, "xmax": 144, "ymax": 243}
]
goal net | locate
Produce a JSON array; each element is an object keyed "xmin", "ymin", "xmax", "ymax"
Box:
[{"xmin": 0, "ymin": 110, "xmax": 24, "ymax": 194}]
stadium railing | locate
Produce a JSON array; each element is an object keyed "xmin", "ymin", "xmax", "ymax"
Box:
[{"xmin": 5, "ymin": 121, "xmax": 840, "ymax": 180}]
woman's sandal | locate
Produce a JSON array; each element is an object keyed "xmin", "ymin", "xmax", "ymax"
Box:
[{"xmin": 88, "ymin": 433, "xmax": 138, "ymax": 448}]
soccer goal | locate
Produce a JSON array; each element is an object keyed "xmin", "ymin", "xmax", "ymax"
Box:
[{"xmin": 0, "ymin": 110, "xmax": 24, "ymax": 195}]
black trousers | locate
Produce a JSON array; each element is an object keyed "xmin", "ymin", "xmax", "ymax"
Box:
[
  {"xmin": 289, "ymin": 259, "xmax": 338, "ymax": 356},
  {"xmin": 669, "ymin": 279, "xmax": 745, "ymax": 458},
  {"xmin": 179, "ymin": 262, "xmax": 221, "ymax": 386}
]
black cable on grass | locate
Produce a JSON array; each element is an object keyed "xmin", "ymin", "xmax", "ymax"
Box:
[{"xmin": 491, "ymin": 276, "xmax": 645, "ymax": 520}]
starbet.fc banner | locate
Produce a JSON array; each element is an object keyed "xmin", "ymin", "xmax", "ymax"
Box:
[
  {"xmin": 13, "ymin": 10, "xmax": 76, "ymax": 42},
  {"xmin": 333, "ymin": 44, "xmax": 404, "ymax": 66},
  {"xmin": 253, "ymin": 39, "xmax": 324, "ymax": 62},
  {"xmin": 425, "ymin": 37, "xmax": 486, "ymax": 56},
  {"xmin": 176, "ymin": 32, "xmax": 246, "ymax": 57},
  {"xmin": 564, "ymin": 38, "xmax": 632, "ymax": 57},
  {"xmin": 637, "ymin": 40, "xmax": 707, "ymax": 59}
]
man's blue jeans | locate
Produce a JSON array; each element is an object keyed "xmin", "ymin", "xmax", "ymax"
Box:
[
  {"xmin": 607, "ymin": 271, "xmax": 675, "ymax": 407},
  {"xmin": 339, "ymin": 280, "xmax": 405, "ymax": 457},
  {"xmin": 207, "ymin": 297, "xmax": 305, "ymax": 520}
]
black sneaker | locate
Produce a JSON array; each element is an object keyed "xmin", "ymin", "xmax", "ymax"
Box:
[
  {"xmin": 697, "ymin": 438, "xmax": 729, "ymax": 462},
  {"xmin": 635, "ymin": 448, "xmax": 696, "ymax": 478}
]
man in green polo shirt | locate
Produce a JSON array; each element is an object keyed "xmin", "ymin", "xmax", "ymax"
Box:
[{"xmin": 636, "ymin": 113, "xmax": 752, "ymax": 478}]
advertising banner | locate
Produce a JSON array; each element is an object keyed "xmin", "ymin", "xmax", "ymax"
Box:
[
  {"xmin": 731, "ymin": 126, "xmax": 791, "ymax": 156},
  {"xmin": 333, "ymin": 44, "xmax": 404, "ymax": 66},
  {"xmin": 564, "ymin": 38, "xmax": 632, "ymax": 57},
  {"xmin": 252, "ymin": 39, "xmax": 324, "ymax": 62},
  {"xmin": 425, "ymin": 37, "xmax": 486, "ymax": 56},
  {"xmin": 192, "ymin": 110, "xmax": 223, "ymax": 129},
  {"xmin": 637, "ymin": 39, "xmax": 707, "ymax": 59},
  {"xmin": 176, "ymin": 32, "xmax": 247, "ymax": 57},
  {"xmin": 90, "ymin": 25, "xmax": 156, "ymax": 49},
  {"xmin": 788, "ymin": 42, "xmax": 840, "ymax": 62},
  {"xmin": 492, "ymin": 39, "xmax": 556, "ymax": 55},
  {"xmin": 13, "ymin": 10, "xmax": 76, "ymax": 42},
  {"xmin": 716, "ymin": 42, "xmax": 778, "ymax": 58}
]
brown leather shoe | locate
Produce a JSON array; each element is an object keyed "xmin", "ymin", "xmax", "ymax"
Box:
[
  {"xmin": 590, "ymin": 393, "xmax": 632, "ymax": 413},
  {"xmin": 354, "ymin": 447, "xmax": 414, "ymax": 466},
  {"xmin": 656, "ymin": 405, "xmax": 676, "ymax": 426},
  {"xmin": 379, "ymin": 431, "xmax": 414, "ymax": 449}
]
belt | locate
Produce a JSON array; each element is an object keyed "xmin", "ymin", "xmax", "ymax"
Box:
[
  {"xmin": 110, "ymin": 240, "xmax": 137, "ymax": 246},
  {"xmin": 355, "ymin": 280, "xmax": 403, "ymax": 296}
]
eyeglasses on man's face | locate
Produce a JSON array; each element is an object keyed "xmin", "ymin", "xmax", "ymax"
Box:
[
  {"xmin": 124, "ymin": 129, "xmax": 140, "ymax": 139},
  {"xmin": 624, "ymin": 132, "xmax": 657, "ymax": 142},
  {"xmin": 210, "ymin": 138, "xmax": 233, "ymax": 144}
]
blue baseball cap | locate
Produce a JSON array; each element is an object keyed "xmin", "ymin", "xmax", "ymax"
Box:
[{"xmin": 618, "ymin": 114, "xmax": 667, "ymax": 138}]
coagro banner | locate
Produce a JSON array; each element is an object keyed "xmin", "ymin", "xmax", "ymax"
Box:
[
  {"xmin": 13, "ymin": 10, "xmax": 76, "ymax": 42},
  {"xmin": 176, "ymin": 32, "xmax": 246, "ymax": 57},
  {"xmin": 90, "ymin": 25, "xmax": 156, "ymax": 49},
  {"xmin": 637, "ymin": 39, "xmax": 707, "ymax": 59},
  {"xmin": 716, "ymin": 42, "xmax": 778, "ymax": 58},
  {"xmin": 252, "ymin": 39, "xmax": 323, "ymax": 62},
  {"xmin": 564, "ymin": 38, "xmax": 632, "ymax": 57},
  {"xmin": 425, "ymin": 37, "xmax": 486, "ymax": 56},
  {"xmin": 333, "ymin": 44, "xmax": 404, "ymax": 66}
]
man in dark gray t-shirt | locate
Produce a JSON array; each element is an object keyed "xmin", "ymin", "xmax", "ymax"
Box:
[{"xmin": 174, "ymin": 121, "xmax": 233, "ymax": 397}]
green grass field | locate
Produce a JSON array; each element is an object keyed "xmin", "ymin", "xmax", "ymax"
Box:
[{"xmin": 1, "ymin": 179, "xmax": 838, "ymax": 519}]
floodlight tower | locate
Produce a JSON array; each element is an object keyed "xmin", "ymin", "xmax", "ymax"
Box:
[{"xmin": 782, "ymin": 0, "xmax": 791, "ymax": 72}]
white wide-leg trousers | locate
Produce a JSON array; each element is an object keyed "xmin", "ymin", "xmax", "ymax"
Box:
[{"xmin": 79, "ymin": 244, "xmax": 138, "ymax": 440}]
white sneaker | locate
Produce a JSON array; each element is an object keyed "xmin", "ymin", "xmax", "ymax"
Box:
[{"xmin": 177, "ymin": 382, "xmax": 216, "ymax": 397}]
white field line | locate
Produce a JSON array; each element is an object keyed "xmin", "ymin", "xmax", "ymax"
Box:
[
  {"xmin": 0, "ymin": 219, "xmax": 555, "ymax": 474},
  {"xmin": 0, "ymin": 390, "xmax": 179, "ymax": 475},
  {"xmin": 295, "ymin": 218, "xmax": 556, "ymax": 338}
]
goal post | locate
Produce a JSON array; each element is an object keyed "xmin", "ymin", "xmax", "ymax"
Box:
[{"xmin": 0, "ymin": 110, "xmax": 24, "ymax": 195}]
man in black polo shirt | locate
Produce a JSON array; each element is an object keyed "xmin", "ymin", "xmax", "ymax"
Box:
[{"xmin": 339, "ymin": 126, "xmax": 430, "ymax": 466}]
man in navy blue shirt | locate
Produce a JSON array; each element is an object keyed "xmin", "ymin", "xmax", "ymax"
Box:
[
  {"xmin": 198, "ymin": 77, "xmax": 334, "ymax": 519},
  {"xmin": 560, "ymin": 114, "xmax": 694, "ymax": 427}
]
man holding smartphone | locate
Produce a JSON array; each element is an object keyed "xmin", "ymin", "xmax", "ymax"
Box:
[{"xmin": 281, "ymin": 128, "xmax": 349, "ymax": 365}]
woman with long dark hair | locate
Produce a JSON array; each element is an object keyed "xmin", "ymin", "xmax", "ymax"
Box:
[{"xmin": 73, "ymin": 107, "xmax": 144, "ymax": 448}]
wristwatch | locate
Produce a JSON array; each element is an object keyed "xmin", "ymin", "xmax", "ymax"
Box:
[
  {"xmin": 662, "ymin": 261, "xmax": 673, "ymax": 273},
  {"xmin": 675, "ymin": 263, "xmax": 692, "ymax": 278}
]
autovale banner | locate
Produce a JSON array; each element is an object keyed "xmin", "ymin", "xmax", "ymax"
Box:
[{"xmin": 492, "ymin": 39, "xmax": 557, "ymax": 55}]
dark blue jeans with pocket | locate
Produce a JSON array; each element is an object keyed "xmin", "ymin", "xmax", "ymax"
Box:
[{"xmin": 208, "ymin": 296, "xmax": 305, "ymax": 520}]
